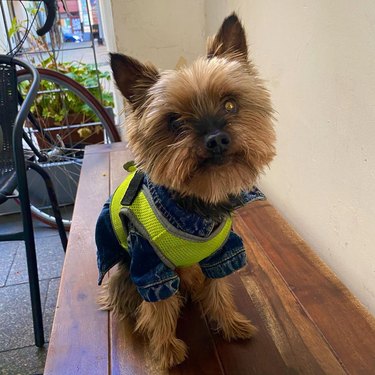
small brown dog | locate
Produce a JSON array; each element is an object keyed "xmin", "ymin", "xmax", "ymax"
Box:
[{"xmin": 96, "ymin": 13, "xmax": 275, "ymax": 369}]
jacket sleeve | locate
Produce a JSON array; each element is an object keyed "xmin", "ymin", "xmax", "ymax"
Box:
[
  {"xmin": 96, "ymin": 200, "xmax": 129, "ymax": 285},
  {"xmin": 128, "ymin": 230, "xmax": 180, "ymax": 302},
  {"xmin": 199, "ymin": 231, "xmax": 247, "ymax": 279}
]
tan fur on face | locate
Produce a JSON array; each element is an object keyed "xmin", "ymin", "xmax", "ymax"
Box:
[{"xmin": 126, "ymin": 56, "xmax": 275, "ymax": 203}]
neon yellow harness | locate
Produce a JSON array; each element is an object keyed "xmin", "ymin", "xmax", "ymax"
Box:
[{"xmin": 110, "ymin": 170, "xmax": 232, "ymax": 268}]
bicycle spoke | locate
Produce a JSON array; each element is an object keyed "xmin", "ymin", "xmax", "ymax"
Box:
[{"xmin": 17, "ymin": 68, "xmax": 119, "ymax": 229}]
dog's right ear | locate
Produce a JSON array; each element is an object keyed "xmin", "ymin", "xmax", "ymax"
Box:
[
  {"xmin": 207, "ymin": 13, "xmax": 248, "ymax": 61},
  {"xmin": 110, "ymin": 53, "xmax": 159, "ymax": 108}
]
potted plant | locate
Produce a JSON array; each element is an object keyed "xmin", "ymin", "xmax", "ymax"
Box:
[{"xmin": 9, "ymin": 11, "xmax": 114, "ymax": 148}]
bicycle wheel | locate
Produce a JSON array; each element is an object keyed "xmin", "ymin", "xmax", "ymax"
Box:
[{"xmin": 17, "ymin": 68, "xmax": 121, "ymax": 230}]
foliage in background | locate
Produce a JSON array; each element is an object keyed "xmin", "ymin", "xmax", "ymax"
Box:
[
  {"xmin": 19, "ymin": 57, "xmax": 114, "ymax": 124},
  {"xmin": 9, "ymin": 10, "xmax": 114, "ymax": 124},
  {"xmin": 35, "ymin": 57, "xmax": 113, "ymax": 123}
]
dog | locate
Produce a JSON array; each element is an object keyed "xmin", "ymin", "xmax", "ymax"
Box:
[{"xmin": 95, "ymin": 13, "xmax": 275, "ymax": 369}]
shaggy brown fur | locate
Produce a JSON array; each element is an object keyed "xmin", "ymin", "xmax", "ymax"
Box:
[
  {"xmin": 100, "ymin": 13, "xmax": 275, "ymax": 368},
  {"xmin": 98, "ymin": 262, "xmax": 141, "ymax": 320}
]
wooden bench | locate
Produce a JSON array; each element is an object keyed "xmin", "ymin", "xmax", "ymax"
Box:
[{"xmin": 44, "ymin": 142, "xmax": 375, "ymax": 375}]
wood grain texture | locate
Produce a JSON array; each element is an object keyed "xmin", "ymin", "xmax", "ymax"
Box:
[
  {"xmin": 238, "ymin": 202, "xmax": 375, "ymax": 374},
  {"xmin": 44, "ymin": 147, "xmax": 111, "ymax": 375},
  {"xmin": 45, "ymin": 143, "xmax": 375, "ymax": 375},
  {"xmin": 85, "ymin": 142, "xmax": 129, "ymax": 155},
  {"xmin": 171, "ymin": 302, "xmax": 224, "ymax": 375},
  {"xmin": 208, "ymin": 273, "xmax": 291, "ymax": 375},
  {"xmin": 235, "ymin": 215, "xmax": 346, "ymax": 375}
]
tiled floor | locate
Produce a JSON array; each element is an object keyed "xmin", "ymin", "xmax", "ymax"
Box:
[{"xmin": 0, "ymin": 213, "xmax": 66, "ymax": 375}]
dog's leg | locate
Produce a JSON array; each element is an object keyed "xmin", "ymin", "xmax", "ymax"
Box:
[
  {"xmin": 196, "ymin": 275, "xmax": 256, "ymax": 340},
  {"xmin": 98, "ymin": 262, "xmax": 142, "ymax": 319},
  {"xmin": 178, "ymin": 265, "xmax": 256, "ymax": 340},
  {"xmin": 135, "ymin": 294, "xmax": 187, "ymax": 369}
]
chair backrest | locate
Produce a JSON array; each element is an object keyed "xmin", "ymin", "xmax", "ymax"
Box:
[
  {"xmin": 0, "ymin": 59, "xmax": 18, "ymax": 177},
  {"xmin": 0, "ymin": 59, "xmax": 19, "ymax": 203},
  {"xmin": 0, "ymin": 56, "xmax": 40, "ymax": 204}
]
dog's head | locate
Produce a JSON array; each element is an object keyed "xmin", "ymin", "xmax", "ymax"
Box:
[{"xmin": 111, "ymin": 13, "xmax": 275, "ymax": 204}]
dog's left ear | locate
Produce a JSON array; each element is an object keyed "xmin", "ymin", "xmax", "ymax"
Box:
[
  {"xmin": 110, "ymin": 53, "xmax": 159, "ymax": 108},
  {"xmin": 207, "ymin": 13, "xmax": 248, "ymax": 61}
]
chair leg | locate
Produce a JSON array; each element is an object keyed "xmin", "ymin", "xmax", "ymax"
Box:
[
  {"xmin": 18, "ymin": 182, "xmax": 45, "ymax": 347},
  {"xmin": 27, "ymin": 162, "xmax": 68, "ymax": 251}
]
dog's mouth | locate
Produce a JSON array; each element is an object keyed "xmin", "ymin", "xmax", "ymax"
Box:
[{"xmin": 200, "ymin": 154, "xmax": 227, "ymax": 166}]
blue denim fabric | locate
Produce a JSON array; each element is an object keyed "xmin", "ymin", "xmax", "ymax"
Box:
[
  {"xmin": 95, "ymin": 200, "xmax": 130, "ymax": 283},
  {"xmin": 95, "ymin": 174, "xmax": 265, "ymax": 302}
]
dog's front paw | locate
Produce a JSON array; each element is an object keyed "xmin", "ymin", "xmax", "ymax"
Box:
[
  {"xmin": 154, "ymin": 337, "xmax": 188, "ymax": 369},
  {"xmin": 219, "ymin": 312, "xmax": 257, "ymax": 341}
]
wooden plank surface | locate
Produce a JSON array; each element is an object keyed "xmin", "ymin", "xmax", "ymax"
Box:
[
  {"xmin": 239, "ymin": 202, "xmax": 375, "ymax": 374},
  {"xmin": 206, "ymin": 273, "xmax": 291, "ymax": 375},
  {"xmin": 45, "ymin": 142, "xmax": 375, "ymax": 375},
  {"xmin": 235, "ymin": 215, "xmax": 346, "ymax": 375},
  {"xmin": 44, "ymin": 146, "xmax": 111, "ymax": 375}
]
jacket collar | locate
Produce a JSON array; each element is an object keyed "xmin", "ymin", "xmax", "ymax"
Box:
[{"xmin": 144, "ymin": 174, "xmax": 265, "ymax": 238}]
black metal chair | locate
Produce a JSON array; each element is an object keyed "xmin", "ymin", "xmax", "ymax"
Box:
[{"xmin": 0, "ymin": 56, "xmax": 67, "ymax": 347}]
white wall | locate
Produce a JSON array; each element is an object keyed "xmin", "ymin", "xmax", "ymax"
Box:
[
  {"xmin": 109, "ymin": 0, "xmax": 206, "ymax": 137},
  {"xmin": 206, "ymin": 0, "xmax": 375, "ymax": 314},
  {"xmin": 98, "ymin": 0, "xmax": 124, "ymax": 125},
  {"xmin": 109, "ymin": 0, "xmax": 375, "ymax": 314},
  {"xmin": 110, "ymin": 0, "xmax": 206, "ymax": 70}
]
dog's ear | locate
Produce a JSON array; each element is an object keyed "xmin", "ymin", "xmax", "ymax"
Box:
[
  {"xmin": 110, "ymin": 53, "xmax": 159, "ymax": 108},
  {"xmin": 207, "ymin": 13, "xmax": 248, "ymax": 60}
]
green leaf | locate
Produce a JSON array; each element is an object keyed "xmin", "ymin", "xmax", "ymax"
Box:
[
  {"xmin": 8, "ymin": 17, "xmax": 20, "ymax": 38},
  {"xmin": 30, "ymin": 61, "xmax": 115, "ymax": 124}
]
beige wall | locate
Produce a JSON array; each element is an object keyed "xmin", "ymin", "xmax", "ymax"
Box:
[
  {"xmin": 206, "ymin": 0, "xmax": 375, "ymax": 314},
  {"xmin": 108, "ymin": 0, "xmax": 206, "ymax": 135},
  {"xmin": 110, "ymin": 0, "xmax": 206, "ymax": 69},
  {"xmin": 110, "ymin": 1, "xmax": 375, "ymax": 314}
]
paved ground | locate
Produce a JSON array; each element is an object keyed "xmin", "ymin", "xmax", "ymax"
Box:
[{"xmin": 0, "ymin": 214, "xmax": 66, "ymax": 374}]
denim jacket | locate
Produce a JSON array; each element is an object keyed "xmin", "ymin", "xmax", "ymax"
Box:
[{"xmin": 96, "ymin": 173, "xmax": 265, "ymax": 302}]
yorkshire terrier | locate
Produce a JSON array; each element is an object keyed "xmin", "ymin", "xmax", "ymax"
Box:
[{"xmin": 96, "ymin": 13, "xmax": 275, "ymax": 369}]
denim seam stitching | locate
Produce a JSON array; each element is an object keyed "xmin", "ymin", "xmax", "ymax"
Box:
[
  {"xmin": 200, "ymin": 247, "xmax": 245, "ymax": 269},
  {"xmin": 148, "ymin": 180, "xmax": 178, "ymax": 227},
  {"xmin": 137, "ymin": 275, "xmax": 179, "ymax": 289}
]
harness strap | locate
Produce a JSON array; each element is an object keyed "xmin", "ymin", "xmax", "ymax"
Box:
[
  {"xmin": 121, "ymin": 170, "xmax": 144, "ymax": 206},
  {"xmin": 110, "ymin": 171, "xmax": 136, "ymax": 250}
]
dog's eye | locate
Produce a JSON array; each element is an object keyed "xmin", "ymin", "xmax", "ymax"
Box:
[
  {"xmin": 224, "ymin": 99, "xmax": 237, "ymax": 113},
  {"xmin": 168, "ymin": 115, "xmax": 185, "ymax": 132}
]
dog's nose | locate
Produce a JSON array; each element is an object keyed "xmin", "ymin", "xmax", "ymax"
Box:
[{"xmin": 204, "ymin": 131, "xmax": 231, "ymax": 154}]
